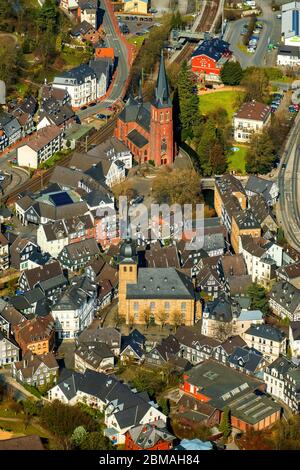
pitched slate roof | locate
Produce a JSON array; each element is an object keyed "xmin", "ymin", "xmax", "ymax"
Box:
[
  {"xmin": 24, "ymin": 125, "xmax": 62, "ymax": 152},
  {"xmin": 266, "ymin": 355, "xmax": 295, "ymax": 376},
  {"xmin": 290, "ymin": 321, "xmax": 300, "ymax": 341},
  {"xmin": 75, "ymin": 342, "xmax": 114, "ymax": 368},
  {"xmin": 192, "ymin": 38, "xmax": 230, "ymax": 61},
  {"xmin": 127, "ymin": 129, "xmax": 148, "ymax": 148},
  {"xmin": 269, "ymin": 280, "xmax": 300, "ymax": 314},
  {"xmin": 21, "ymin": 261, "xmax": 63, "ymax": 290},
  {"xmin": 176, "ymin": 325, "xmax": 221, "ymax": 348},
  {"xmin": 126, "ymin": 267, "xmax": 195, "ymax": 300},
  {"xmin": 52, "ymin": 275, "xmax": 96, "ymax": 311},
  {"xmin": 153, "ymin": 51, "xmax": 172, "ymax": 109},
  {"xmin": 0, "ymin": 435, "xmax": 44, "ymax": 450},
  {"xmin": 245, "ymin": 175, "xmax": 277, "ymax": 203},
  {"xmin": 245, "ymin": 324, "xmax": 286, "ymax": 342},
  {"xmin": 235, "ymin": 101, "xmax": 271, "ymax": 122},
  {"xmin": 228, "ymin": 346, "xmax": 264, "ymax": 373},
  {"xmin": 14, "ymin": 351, "xmax": 58, "ymax": 378},
  {"xmin": 78, "ymin": 327, "xmax": 121, "ymax": 349},
  {"xmin": 59, "ymin": 238, "xmax": 100, "ymax": 261},
  {"xmin": 128, "ymin": 421, "xmax": 175, "ymax": 449}
]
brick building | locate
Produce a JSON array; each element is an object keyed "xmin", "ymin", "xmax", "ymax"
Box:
[{"xmin": 115, "ymin": 52, "xmax": 174, "ymax": 167}]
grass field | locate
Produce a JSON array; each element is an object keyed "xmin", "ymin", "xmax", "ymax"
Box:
[
  {"xmin": 127, "ymin": 35, "xmax": 147, "ymax": 49},
  {"xmin": 199, "ymin": 90, "xmax": 244, "ymax": 120},
  {"xmin": 227, "ymin": 145, "xmax": 248, "ymax": 175}
]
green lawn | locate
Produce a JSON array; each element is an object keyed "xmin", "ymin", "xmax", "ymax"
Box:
[
  {"xmin": 199, "ymin": 90, "xmax": 244, "ymax": 120},
  {"xmin": 127, "ymin": 35, "xmax": 147, "ymax": 49},
  {"xmin": 227, "ymin": 145, "xmax": 248, "ymax": 175}
]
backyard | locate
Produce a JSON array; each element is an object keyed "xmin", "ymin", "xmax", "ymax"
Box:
[
  {"xmin": 199, "ymin": 89, "xmax": 244, "ymax": 120},
  {"xmin": 227, "ymin": 145, "xmax": 247, "ymax": 175}
]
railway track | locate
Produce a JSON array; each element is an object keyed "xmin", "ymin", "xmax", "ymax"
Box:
[
  {"xmin": 195, "ymin": 0, "xmax": 220, "ymax": 33},
  {"xmin": 4, "ymin": 114, "xmax": 120, "ymax": 206},
  {"xmin": 173, "ymin": 1, "xmax": 220, "ymax": 66}
]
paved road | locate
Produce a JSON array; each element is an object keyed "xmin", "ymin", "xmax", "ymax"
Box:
[
  {"xmin": 77, "ymin": 0, "xmax": 129, "ymax": 119},
  {"xmin": 277, "ymin": 112, "xmax": 300, "ymax": 251},
  {"xmin": 224, "ymin": 0, "xmax": 281, "ymax": 69}
]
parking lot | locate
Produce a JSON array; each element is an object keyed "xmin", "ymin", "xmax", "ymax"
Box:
[{"xmin": 117, "ymin": 14, "xmax": 155, "ymax": 36}]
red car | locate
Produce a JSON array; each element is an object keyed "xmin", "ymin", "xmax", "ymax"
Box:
[{"xmin": 107, "ymin": 106, "xmax": 114, "ymax": 111}]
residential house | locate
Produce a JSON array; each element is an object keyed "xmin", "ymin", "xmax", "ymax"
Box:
[
  {"xmin": 0, "ymin": 111, "xmax": 22, "ymax": 151},
  {"xmin": 276, "ymin": 261, "xmax": 300, "ymax": 289},
  {"xmin": 217, "ymin": 253, "xmax": 251, "ymax": 294},
  {"xmin": 180, "ymin": 360, "xmax": 281, "ymax": 431},
  {"xmin": 85, "ymin": 257, "xmax": 118, "ymax": 308},
  {"xmin": 58, "ymin": 238, "xmax": 100, "ymax": 271},
  {"xmin": 124, "ymin": 0, "xmax": 148, "ymax": 14},
  {"xmin": 213, "ymin": 335, "xmax": 247, "ymax": 364},
  {"xmin": 269, "ymin": 280, "xmax": 300, "ymax": 321},
  {"xmin": 228, "ymin": 346, "xmax": 266, "ymax": 376},
  {"xmin": 289, "ymin": 321, "xmax": 300, "ymax": 358},
  {"xmin": 37, "ymin": 98, "xmax": 75, "ymax": 131},
  {"xmin": 37, "ymin": 214, "xmax": 95, "ymax": 258},
  {"xmin": 284, "ymin": 368, "xmax": 300, "ymax": 412},
  {"xmin": 0, "ymin": 232, "xmax": 9, "ymax": 271},
  {"xmin": 245, "ymin": 175, "xmax": 279, "ymax": 206},
  {"xmin": 175, "ymin": 325, "xmax": 221, "ymax": 365},
  {"xmin": 145, "ymin": 335, "xmax": 180, "ymax": 367},
  {"xmin": 48, "ymin": 369, "xmax": 167, "ymax": 444},
  {"xmin": 75, "ymin": 342, "xmax": 115, "ymax": 373},
  {"xmin": 196, "ymin": 264, "xmax": 223, "ymax": 300},
  {"xmin": 77, "ymin": 327, "xmax": 121, "ymax": 356},
  {"xmin": 13, "ymin": 314, "xmax": 55, "ymax": 355},
  {"xmin": 118, "ymin": 239, "xmax": 201, "ymax": 326},
  {"xmin": 18, "ymin": 261, "xmax": 64, "ymax": 292},
  {"xmin": 10, "ymin": 235, "xmax": 38, "ymax": 270},
  {"xmin": 125, "ymin": 421, "xmax": 175, "ymax": 451},
  {"xmin": 248, "ymin": 194, "xmax": 278, "ymax": 234},
  {"xmin": 201, "ymin": 295, "xmax": 264, "ymax": 339},
  {"xmin": 243, "ymin": 324, "xmax": 287, "ymax": 362},
  {"xmin": 12, "ymin": 351, "xmax": 58, "ymax": 388},
  {"xmin": 233, "ymin": 101, "xmax": 271, "ymax": 143},
  {"xmin": 231, "ymin": 209, "xmax": 261, "ymax": 254},
  {"xmin": 0, "ymin": 331, "xmax": 20, "ymax": 366},
  {"xmin": 0, "ymin": 301, "xmax": 24, "ymax": 336},
  {"xmin": 51, "ymin": 275, "xmax": 97, "ymax": 339},
  {"xmin": 120, "ymin": 329, "xmax": 146, "ymax": 364},
  {"xmin": 17, "ymin": 125, "xmax": 63, "ymax": 169},
  {"xmin": 9, "ymin": 287, "xmax": 50, "ymax": 318},
  {"xmin": 240, "ymin": 235, "xmax": 283, "ymax": 288},
  {"xmin": 264, "ymin": 355, "xmax": 296, "ymax": 403},
  {"xmin": 214, "ymin": 174, "xmax": 247, "ymax": 234},
  {"xmin": 52, "ymin": 58, "xmax": 110, "ymax": 109},
  {"xmin": 78, "ymin": 0, "xmax": 99, "ymax": 29}
]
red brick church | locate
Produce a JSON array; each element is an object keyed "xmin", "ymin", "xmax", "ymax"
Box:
[{"xmin": 115, "ymin": 52, "xmax": 174, "ymax": 166}]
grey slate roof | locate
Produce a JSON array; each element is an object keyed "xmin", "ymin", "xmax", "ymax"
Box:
[
  {"xmin": 126, "ymin": 267, "xmax": 195, "ymax": 300},
  {"xmin": 266, "ymin": 355, "xmax": 295, "ymax": 376},
  {"xmin": 269, "ymin": 280, "xmax": 300, "ymax": 314},
  {"xmin": 245, "ymin": 324, "xmax": 286, "ymax": 342},
  {"xmin": 245, "ymin": 175, "xmax": 277, "ymax": 204},
  {"xmin": 127, "ymin": 129, "xmax": 148, "ymax": 148},
  {"xmin": 228, "ymin": 346, "xmax": 264, "ymax": 373}
]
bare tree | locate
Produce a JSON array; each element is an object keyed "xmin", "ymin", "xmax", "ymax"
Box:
[
  {"xmin": 157, "ymin": 310, "xmax": 169, "ymax": 329},
  {"xmin": 214, "ymin": 322, "xmax": 233, "ymax": 342},
  {"xmin": 172, "ymin": 310, "xmax": 183, "ymax": 331},
  {"xmin": 143, "ymin": 308, "xmax": 151, "ymax": 329}
]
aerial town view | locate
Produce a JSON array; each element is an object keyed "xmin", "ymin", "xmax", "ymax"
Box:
[{"xmin": 1, "ymin": 0, "xmax": 300, "ymax": 460}]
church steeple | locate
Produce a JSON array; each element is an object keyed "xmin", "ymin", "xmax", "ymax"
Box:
[{"xmin": 153, "ymin": 50, "xmax": 171, "ymax": 109}]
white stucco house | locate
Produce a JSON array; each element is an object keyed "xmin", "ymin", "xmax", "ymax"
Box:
[{"xmin": 233, "ymin": 100, "xmax": 271, "ymax": 143}]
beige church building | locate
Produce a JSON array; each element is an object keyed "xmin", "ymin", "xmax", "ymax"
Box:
[{"xmin": 118, "ymin": 240, "xmax": 201, "ymax": 326}]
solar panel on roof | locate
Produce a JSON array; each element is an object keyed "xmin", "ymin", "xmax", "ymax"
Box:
[{"xmin": 49, "ymin": 192, "xmax": 73, "ymax": 207}]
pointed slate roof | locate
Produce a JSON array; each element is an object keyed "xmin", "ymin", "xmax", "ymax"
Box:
[{"xmin": 153, "ymin": 51, "xmax": 171, "ymax": 109}]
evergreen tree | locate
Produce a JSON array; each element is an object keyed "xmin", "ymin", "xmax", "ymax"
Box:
[
  {"xmin": 177, "ymin": 61, "xmax": 200, "ymax": 141},
  {"xmin": 219, "ymin": 406, "xmax": 231, "ymax": 439},
  {"xmin": 220, "ymin": 61, "xmax": 243, "ymax": 86},
  {"xmin": 247, "ymin": 283, "xmax": 269, "ymax": 316},
  {"xmin": 245, "ymin": 131, "xmax": 275, "ymax": 174}
]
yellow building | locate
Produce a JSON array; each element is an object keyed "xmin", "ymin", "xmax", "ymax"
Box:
[
  {"xmin": 123, "ymin": 0, "xmax": 148, "ymax": 15},
  {"xmin": 231, "ymin": 211, "xmax": 261, "ymax": 254},
  {"xmin": 118, "ymin": 240, "xmax": 201, "ymax": 326}
]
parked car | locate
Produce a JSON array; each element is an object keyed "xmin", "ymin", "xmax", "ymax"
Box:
[
  {"xmin": 89, "ymin": 102, "xmax": 97, "ymax": 107},
  {"xmin": 96, "ymin": 113, "xmax": 107, "ymax": 119},
  {"xmin": 80, "ymin": 106, "xmax": 87, "ymax": 110}
]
